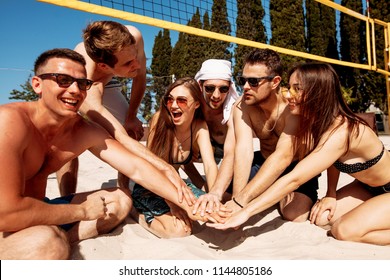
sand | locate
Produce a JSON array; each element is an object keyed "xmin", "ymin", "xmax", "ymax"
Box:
[{"xmin": 45, "ymin": 136, "xmax": 390, "ymax": 260}]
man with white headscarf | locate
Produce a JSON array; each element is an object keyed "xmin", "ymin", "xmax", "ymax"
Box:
[{"xmin": 190, "ymin": 59, "xmax": 239, "ymax": 215}]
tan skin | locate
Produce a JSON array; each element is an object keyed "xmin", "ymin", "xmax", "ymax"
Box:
[
  {"xmin": 223, "ymin": 63, "xmax": 307, "ymax": 222},
  {"xmin": 58, "ymin": 25, "xmax": 193, "ymax": 203},
  {"xmin": 0, "ymin": 57, "xmax": 213, "ymax": 259},
  {"xmin": 132, "ymin": 85, "xmax": 220, "ymax": 238},
  {"xmin": 208, "ymin": 71, "xmax": 390, "ymax": 246},
  {"xmin": 192, "ymin": 79, "xmax": 237, "ymax": 215}
]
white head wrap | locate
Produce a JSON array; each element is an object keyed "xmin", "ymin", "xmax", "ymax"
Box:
[{"xmin": 194, "ymin": 59, "xmax": 239, "ymax": 124}]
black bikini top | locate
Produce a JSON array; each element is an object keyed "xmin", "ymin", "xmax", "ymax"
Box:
[
  {"xmin": 172, "ymin": 128, "xmax": 193, "ymax": 165},
  {"xmin": 333, "ymin": 145, "xmax": 385, "ymax": 174}
]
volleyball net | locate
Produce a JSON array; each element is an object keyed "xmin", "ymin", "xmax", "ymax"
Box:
[{"xmin": 37, "ymin": 0, "xmax": 389, "ymax": 110}]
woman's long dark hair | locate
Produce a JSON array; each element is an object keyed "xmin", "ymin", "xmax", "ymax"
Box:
[
  {"xmin": 147, "ymin": 77, "xmax": 204, "ymax": 163},
  {"xmin": 290, "ymin": 63, "xmax": 368, "ymax": 159}
]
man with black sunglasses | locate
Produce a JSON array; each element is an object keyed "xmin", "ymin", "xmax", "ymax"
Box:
[
  {"xmin": 57, "ymin": 21, "xmax": 191, "ymax": 201},
  {"xmin": 188, "ymin": 59, "xmax": 239, "ymax": 214},
  {"xmin": 0, "ymin": 48, "xmax": 214, "ymax": 259},
  {"xmin": 218, "ymin": 49, "xmax": 319, "ymax": 223}
]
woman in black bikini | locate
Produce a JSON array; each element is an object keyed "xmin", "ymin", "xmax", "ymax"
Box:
[
  {"xmin": 208, "ymin": 63, "xmax": 390, "ymax": 245},
  {"xmin": 131, "ymin": 77, "xmax": 218, "ymax": 238}
]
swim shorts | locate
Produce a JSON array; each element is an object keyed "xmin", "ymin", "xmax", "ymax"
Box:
[
  {"xmin": 249, "ymin": 151, "xmax": 319, "ymax": 203},
  {"xmin": 131, "ymin": 183, "xmax": 205, "ymax": 224},
  {"xmin": 44, "ymin": 194, "xmax": 75, "ymax": 231}
]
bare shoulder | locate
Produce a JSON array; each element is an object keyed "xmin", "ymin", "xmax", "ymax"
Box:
[
  {"xmin": 125, "ymin": 25, "xmax": 143, "ymax": 40},
  {"xmin": 74, "ymin": 42, "xmax": 86, "ymax": 54},
  {"xmin": 0, "ymin": 103, "xmax": 33, "ymax": 147},
  {"xmin": 0, "ymin": 103, "xmax": 30, "ymax": 127}
]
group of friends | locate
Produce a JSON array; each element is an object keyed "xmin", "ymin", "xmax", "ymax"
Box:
[{"xmin": 1, "ymin": 20, "xmax": 389, "ymax": 260}]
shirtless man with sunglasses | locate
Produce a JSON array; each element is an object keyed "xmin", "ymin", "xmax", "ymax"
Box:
[
  {"xmin": 56, "ymin": 21, "xmax": 193, "ymax": 205},
  {"xmin": 0, "ymin": 49, "xmax": 217, "ymax": 259},
  {"xmin": 190, "ymin": 59, "xmax": 239, "ymax": 215},
  {"xmin": 220, "ymin": 49, "xmax": 320, "ymax": 223}
]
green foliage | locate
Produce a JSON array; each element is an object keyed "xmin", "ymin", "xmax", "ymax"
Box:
[
  {"xmin": 234, "ymin": 0, "xmax": 267, "ymax": 78},
  {"xmin": 142, "ymin": 71, "xmax": 154, "ymax": 122},
  {"xmin": 209, "ymin": 0, "xmax": 232, "ymax": 60},
  {"xmin": 306, "ymin": 0, "xmax": 338, "ymax": 59},
  {"xmin": 270, "ymin": 0, "xmax": 306, "ymax": 79},
  {"xmin": 9, "ymin": 1, "xmax": 389, "ymax": 115},
  {"xmin": 171, "ymin": 32, "xmax": 189, "ymax": 79},
  {"xmin": 9, "ymin": 74, "xmax": 38, "ymax": 101},
  {"xmin": 151, "ymin": 29, "xmax": 172, "ymax": 109}
]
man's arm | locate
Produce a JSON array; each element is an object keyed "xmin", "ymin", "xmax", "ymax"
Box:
[
  {"xmin": 88, "ymin": 129, "xmax": 212, "ymax": 221},
  {"xmin": 196, "ymin": 121, "xmax": 218, "ymax": 192},
  {"xmin": 234, "ymin": 112, "xmax": 298, "ymax": 206},
  {"xmin": 232, "ymin": 100, "xmax": 255, "ymax": 195},
  {"xmin": 0, "ymin": 109, "xmax": 106, "ymax": 232},
  {"xmin": 208, "ymin": 108, "xmax": 236, "ymax": 200},
  {"xmin": 124, "ymin": 25, "xmax": 147, "ymax": 140}
]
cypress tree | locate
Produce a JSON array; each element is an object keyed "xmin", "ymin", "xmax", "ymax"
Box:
[
  {"xmin": 186, "ymin": 8, "xmax": 206, "ymax": 76},
  {"xmin": 171, "ymin": 31, "xmax": 189, "ymax": 79},
  {"xmin": 306, "ymin": 0, "xmax": 338, "ymax": 59},
  {"xmin": 151, "ymin": 29, "xmax": 172, "ymax": 109},
  {"xmin": 234, "ymin": 0, "xmax": 267, "ymax": 78},
  {"xmin": 209, "ymin": 0, "xmax": 232, "ymax": 60},
  {"xmin": 201, "ymin": 11, "xmax": 214, "ymax": 60},
  {"xmin": 270, "ymin": 0, "xmax": 306, "ymax": 74},
  {"xmin": 364, "ymin": 0, "xmax": 390, "ymax": 113},
  {"xmin": 142, "ymin": 68, "xmax": 154, "ymax": 122},
  {"xmin": 339, "ymin": 0, "xmax": 366, "ymax": 112}
]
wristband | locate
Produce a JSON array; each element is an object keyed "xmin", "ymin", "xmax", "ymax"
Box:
[{"xmin": 232, "ymin": 197, "xmax": 244, "ymax": 208}]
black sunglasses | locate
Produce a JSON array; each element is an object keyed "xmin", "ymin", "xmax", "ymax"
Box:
[
  {"xmin": 38, "ymin": 73, "xmax": 94, "ymax": 91},
  {"xmin": 236, "ymin": 76, "xmax": 274, "ymax": 87},
  {"xmin": 204, "ymin": 85, "xmax": 230, "ymax": 94}
]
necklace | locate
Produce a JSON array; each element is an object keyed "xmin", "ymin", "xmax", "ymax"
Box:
[
  {"xmin": 176, "ymin": 132, "xmax": 191, "ymax": 153},
  {"xmin": 264, "ymin": 98, "xmax": 281, "ymax": 132}
]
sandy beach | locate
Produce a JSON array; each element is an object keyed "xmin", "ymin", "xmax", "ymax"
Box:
[{"xmin": 45, "ymin": 136, "xmax": 390, "ymax": 260}]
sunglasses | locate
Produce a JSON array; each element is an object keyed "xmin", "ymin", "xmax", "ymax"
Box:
[
  {"xmin": 204, "ymin": 85, "xmax": 230, "ymax": 94},
  {"xmin": 38, "ymin": 73, "xmax": 94, "ymax": 91},
  {"xmin": 281, "ymin": 85, "xmax": 302, "ymax": 99},
  {"xmin": 237, "ymin": 76, "xmax": 275, "ymax": 87},
  {"xmin": 163, "ymin": 95, "xmax": 193, "ymax": 108}
]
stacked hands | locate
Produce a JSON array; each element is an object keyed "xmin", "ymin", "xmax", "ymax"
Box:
[{"xmin": 175, "ymin": 185, "xmax": 250, "ymax": 230}]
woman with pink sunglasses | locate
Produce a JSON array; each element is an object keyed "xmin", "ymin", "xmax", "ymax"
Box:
[{"xmin": 130, "ymin": 77, "xmax": 222, "ymax": 238}]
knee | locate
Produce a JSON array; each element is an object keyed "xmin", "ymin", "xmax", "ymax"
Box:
[
  {"xmin": 331, "ymin": 219, "xmax": 358, "ymax": 242},
  {"xmin": 279, "ymin": 195, "xmax": 310, "ymax": 222},
  {"xmin": 34, "ymin": 226, "xmax": 70, "ymax": 259},
  {"xmin": 110, "ymin": 188, "xmax": 133, "ymax": 220},
  {"xmin": 281, "ymin": 209, "xmax": 309, "ymax": 222}
]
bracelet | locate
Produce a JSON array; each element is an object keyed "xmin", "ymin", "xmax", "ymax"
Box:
[{"xmin": 232, "ymin": 197, "xmax": 244, "ymax": 208}]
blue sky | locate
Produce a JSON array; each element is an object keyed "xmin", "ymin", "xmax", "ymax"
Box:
[{"xmin": 0, "ymin": 0, "xmax": 170, "ymax": 105}]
